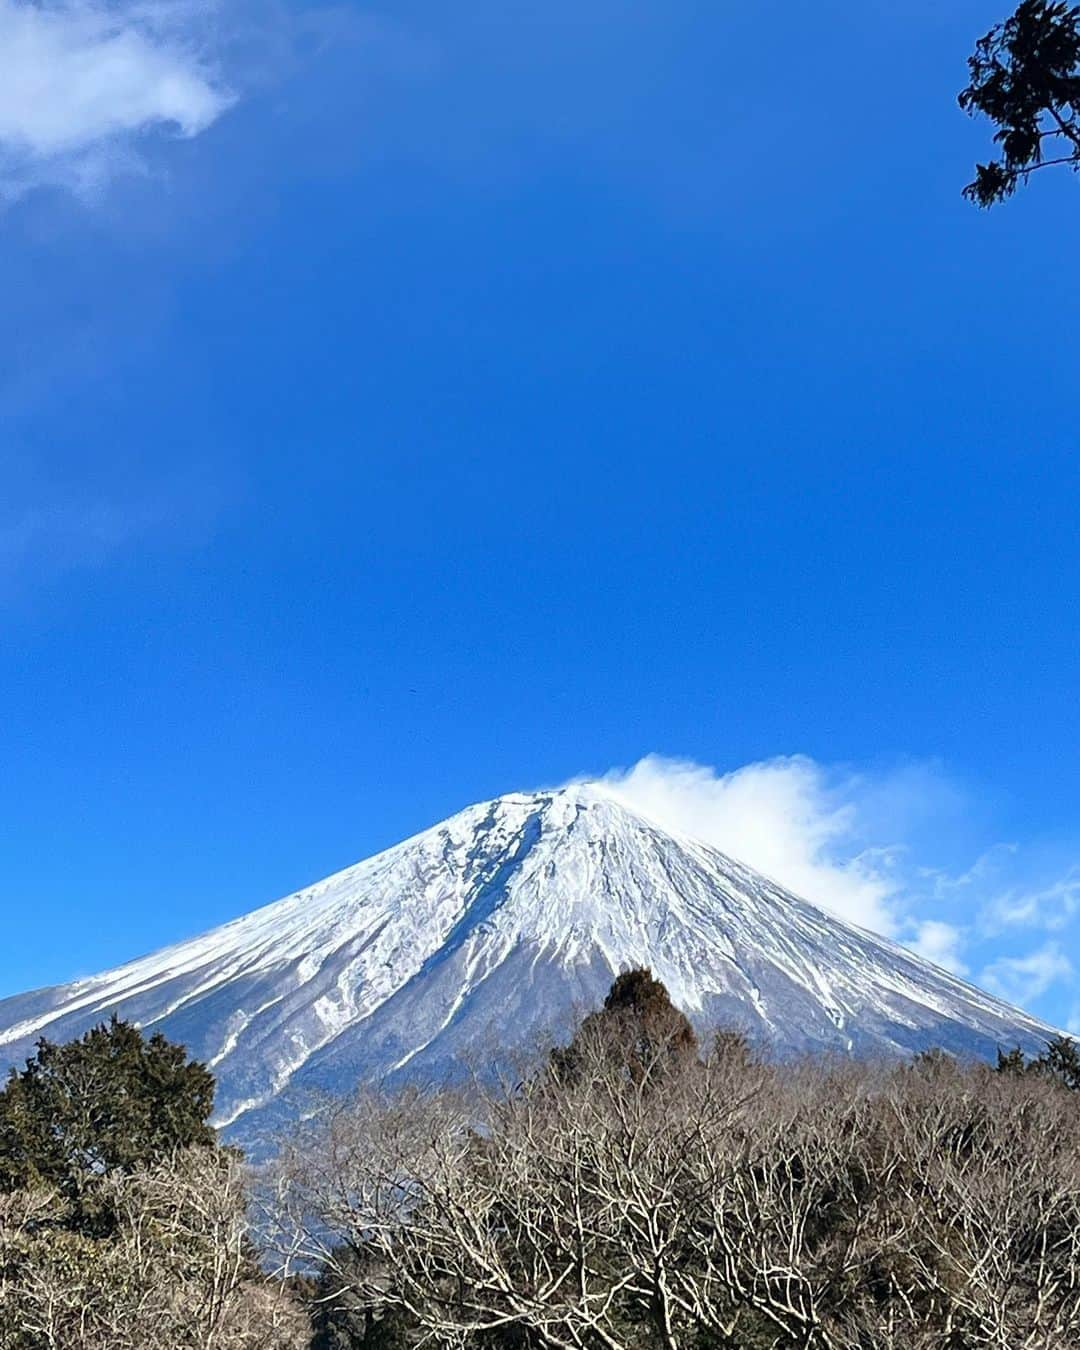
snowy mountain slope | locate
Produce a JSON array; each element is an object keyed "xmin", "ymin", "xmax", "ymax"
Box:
[{"xmin": 0, "ymin": 785, "xmax": 1060, "ymax": 1146}]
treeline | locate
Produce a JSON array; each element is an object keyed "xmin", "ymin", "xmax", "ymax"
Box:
[{"xmin": 2, "ymin": 973, "xmax": 1080, "ymax": 1349}]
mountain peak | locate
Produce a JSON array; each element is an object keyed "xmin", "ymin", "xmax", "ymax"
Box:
[{"xmin": 0, "ymin": 787, "xmax": 1059, "ymax": 1146}]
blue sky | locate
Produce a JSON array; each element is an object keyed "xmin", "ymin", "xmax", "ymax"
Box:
[{"xmin": 2, "ymin": 0, "xmax": 1078, "ymax": 1034}]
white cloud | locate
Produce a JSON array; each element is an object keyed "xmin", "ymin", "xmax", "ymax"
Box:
[
  {"xmin": 592, "ymin": 754, "xmax": 907, "ymax": 935},
  {"xmin": 984, "ymin": 869, "xmax": 1080, "ymax": 931},
  {"xmin": 585, "ymin": 757, "xmax": 1080, "ymax": 1018},
  {"xmin": 908, "ymin": 919, "xmax": 968, "ymax": 976},
  {"xmin": 0, "ymin": 0, "xmax": 232, "ymax": 197},
  {"xmin": 567, "ymin": 753, "xmax": 1080, "ymax": 1022},
  {"xmin": 979, "ymin": 943, "xmax": 1073, "ymax": 1009}
]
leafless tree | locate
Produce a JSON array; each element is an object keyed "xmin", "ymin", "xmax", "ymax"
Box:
[
  {"xmin": 269, "ymin": 1022, "xmax": 1080, "ymax": 1350},
  {"xmin": 865, "ymin": 1061, "xmax": 1080, "ymax": 1348},
  {"xmin": 1, "ymin": 1146, "xmax": 308, "ymax": 1350}
]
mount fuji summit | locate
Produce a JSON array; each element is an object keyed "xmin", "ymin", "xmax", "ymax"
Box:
[{"xmin": 0, "ymin": 785, "xmax": 1059, "ymax": 1146}]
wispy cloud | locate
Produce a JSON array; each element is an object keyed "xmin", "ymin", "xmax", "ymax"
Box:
[
  {"xmin": 908, "ymin": 919, "xmax": 968, "ymax": 976},
  {"xmin": 980, "ymin": 943, "xmax": 1074, "ymax": 1009},
  {"xmin": 0, "ymin": 469, "xmax": 225, "ymax": 590},
  {"xmin": 0, "ymin": 500, "xmax": 161, "ymax": 575},
  {"xmin": 983, "ymin": 869, "xmax": 1080, "ymax": 932},
  {"xmin": 0, "ymin": 0, "xmax": 233, "ymax": 198}
]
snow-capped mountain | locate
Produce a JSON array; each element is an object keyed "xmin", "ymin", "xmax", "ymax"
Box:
[{"xmin": 0, "ymin": 786, "xmax": 1059, "ymax": 1146}]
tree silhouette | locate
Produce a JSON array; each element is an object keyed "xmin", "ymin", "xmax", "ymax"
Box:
[
  {"xmin": 960, "ymin": 1, "xmax": 1080, "ymax": 204},
  {"xmin": 996, "ymin": 1033, "xmax": 1080, "ymax": 1089},
  {"xmin": 552, "ymin": 967, "xmax": 698, "ymax": 1085}
]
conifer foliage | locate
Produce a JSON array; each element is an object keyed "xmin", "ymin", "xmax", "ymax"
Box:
[
  {"xmin": 997, "ymin": 1031, "xmax": 1080, "ymax": 1089},
  {"xmin": 0, "ymin": 1020, "xmax": 306, "ymax": 1350},
  {"xmin": 551, "ymin": 965, "xmax": 697, "ymax": 1084},
  {"xmin": 0, "ymin": 1016, "xmax": 216, "ymax": 1234}
]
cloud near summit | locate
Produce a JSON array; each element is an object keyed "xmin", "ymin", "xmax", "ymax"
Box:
[
  {"xmin": 589, "ymin": 754, "xmax": 909, "ymax": 937},
  {"xmin": 579, "ymin": 754, "xmax": 1079, "ymax": 1026}
]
